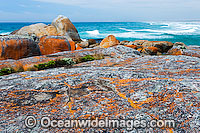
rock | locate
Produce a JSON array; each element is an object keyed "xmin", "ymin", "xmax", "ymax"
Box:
[
  {"xmin": 126, "ymin": 40, "xmax": 174, "ymax": 55},
  {"xmin": 89, "ymin": 43, "xmax": 100, "ymax": 48},
  {"xmin": 38, "ymin": 36, "xmax": 76, "ymax": 55},
  {"xmin": 0, "ymin": 50, "xmax": 199, "ymax": 132},
  {"xmin": 0, "ymin": 35, "xmax": 41, "ymax": 60},
  {"xmin": 88, "ymin": 39, "xmax": 96, "ymax": 45},
  {"xmin": 143, "ymin": 41, "xmax": 174, "ymax": 53},
  {"xmin": 52, "ymin": 15, "xmax": 81, "ymax": 41},
  {"xmin": 78, "ymin": 41, "xmax": 89, "ymax": 48},
  {"xmin": 76, "ymin": 44, "xmax": 83, "ymax": 50},
  {"xmin": 174, "ymin": 42, "xmax": 187, "ymax": 47},
  {"xmin": 9, "ymin": 29, "xmax": 20, "ymax": 35},
  {"xmin": 132, "ymin": 40, "xmax": 147, "ymax": 45},
  {"xmin": 167, "ymin": 46, "xmax": 200, "ymax": 58},
  {"xmin": 100, "ymin": 35, "xmax": 119, "ymax": 48},
  {"xmin": 15, "ymin": 23, "xmax": 59, "ymax": 38},
  {"xmin": 14, "ymin": 15, "xmax": 80, "ymax": 41},
  {"xmin": 130, "ymin": 40, "xmax": 174, "ymax": 54},
  {"xmin": 142, "ymin": 46, "xmax": 159, "ymax": 55},
  {"xmin": 167, "ymin": 47, "xmax": 183, "ymax": 55},
  {"xmin": 119, "ymin": 40, "xmax": 129, "ymax": 45},
  {"xmin": 124, "ymin": 45, "xmax": 137, "ymax": 49}
]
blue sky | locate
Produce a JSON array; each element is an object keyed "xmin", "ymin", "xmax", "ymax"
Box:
[{"xmin": 0, "ymin": 0, "xmax": 200, "ymax": 22}]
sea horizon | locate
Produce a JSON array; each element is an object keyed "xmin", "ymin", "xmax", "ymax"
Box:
[{"xmin": 1, "ymin": 21, "xmax": 200, "ymax": 46}]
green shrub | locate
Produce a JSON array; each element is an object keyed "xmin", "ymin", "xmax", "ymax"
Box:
[
  {"xmin": 34, "ymin": 58, "xmax": 75, "ymax": 70},
  {"xmin": 75, "ymin": 54, "xmax": 104, "ymax": 63},
  {"xmin": 47, "ymin": 60, "xmax": 56, "ymax": 68},
  {"xmin": 0, "ymin": 68, "xmax": 15, "ymax": 76},
  {"xmin": 81, "ymin": 55, "xmax": 95, "ymax": 62},
  {"xmin": 55, "ymin": 58, "xmax": 75, "ymax": 67}
]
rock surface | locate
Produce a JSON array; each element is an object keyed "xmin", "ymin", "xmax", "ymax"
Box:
[
  {"xmin": 14, "ymin": 15, "xmax": 80, "ymax": 41},
  {"xmin": 0, "ymin": 35, "xmax": 40, "ymax": 60},
  {"xmin": 100, "ymin": 35, "xmax": 119, "ymax": 48},
  {"xmin": 126, "ymin": 40, "xmax": 174, "ymax": 55},
  {"xmin": 52, "ymin": 15, "xmax": 81, "ymax": 41},
  {"xmin": 14, "ymin": 23, "xmax": 58, "ymax": 38},
  {"xmin": 38, "ymin": 36, "xmax": 76, "ymax": 55},
  {"xmin": 167, "ymin": 46, "xmax": 200, "ymax": 58},
  {"xmin": 0, "ymin": 45, "xmax": 199, "ymax": 132}
]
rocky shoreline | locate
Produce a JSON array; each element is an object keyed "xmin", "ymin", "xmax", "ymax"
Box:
[{"xmin": 0, "ymin": 15, "xmax": 199, "ymax": 132}]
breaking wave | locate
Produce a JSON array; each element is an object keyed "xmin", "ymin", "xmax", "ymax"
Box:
[{"xmin": 86, "ymin": 30, "xmax": 100, "ymax": 35}]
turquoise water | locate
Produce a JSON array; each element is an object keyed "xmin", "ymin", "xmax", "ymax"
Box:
[{"xmin": 1, "ymin": 22, "xmax": 200, "ymax": 45}]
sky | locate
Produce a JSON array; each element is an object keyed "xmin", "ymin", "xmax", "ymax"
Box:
[{"xmin": 0, "ymin": 0, "xmax": 200, "ymax": 22}]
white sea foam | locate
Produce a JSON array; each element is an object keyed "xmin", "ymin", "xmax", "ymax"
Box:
[
  {"xmin": 112, "ymin": 32, "xmax": 173, "ymax": 39},
  {"xmin": 85, "ymin": 28, "xmax": 173, "ymax": 39},
  {"xmin": 81, "ymin": 22, "xmax": 200, "ymax": 40},
  {"xmin": 145, "ymin": 22, "xmax": 200, "ymax": 35},
  {"xmin": 86, "ymin": 30, "xmax": 100, "ymax": 35},
  {"xmin": 135, "ymin": 28, "xmax": 197, "ymax": 34},
  {"xmin": 0, "ymin": 32, "xmax": 11, "ymax": 35},
  {"xmin": 119, "ymin": 28, "xmax": 134, "ymax": 32}
]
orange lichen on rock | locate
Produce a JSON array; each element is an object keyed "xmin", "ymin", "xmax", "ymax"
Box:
[
  {"xmin": 100, "ymin": 35, "xmax": 119, "ymax": 48},
  {"xmin": 142, "ymin": 46, "xmax": 159, "ymax": 55},
  {"xmin": 167, "ymin": 48, "xmax": 182, "ymax": 55},
  {"xmin": 0, "ymin": 37, "xmax": 40, "ymax": 60},
  {"xmin": 124, "ymin": 45, "xmax": 137, "ymax": 49},
  {"xmin": 76, "ymin": 44, "xmax": 83, "ymax": 50},
  {"xmin": 38, "ymin": 36, "xmax": 76, "ymax": 55},
  {"xmin": 137, "ymin": 48, "xmax": 143, "ymax": 52}
]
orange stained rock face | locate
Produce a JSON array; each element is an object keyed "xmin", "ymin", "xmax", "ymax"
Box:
[
  {"xmin": 167, "ymin": 48, "xmax": 182, "ymax": 55},
  {"xmin": 100, "ymin": 35, "xmax": 119, "ymax": 48},
  {"xmin": 0, "ymin": 38, "xmax": 40, "ymax": 60},
  {"xmin": 76, "ymin": 44, "xmax": 83, "ymax": 50},
  {"xmin": 124, "ymin": 45, "xmax": 137, "ymax": 49},
  {"xmin": 38, "ymin": 36, "xmax": 76, "ymax": 55},
  {"xmin": 137, "ymin": 48, "xmax": 143, "ymax": 52},
  {"xmin": 142, "ymin": 46, "xmax": 159, "ymax": 55}
]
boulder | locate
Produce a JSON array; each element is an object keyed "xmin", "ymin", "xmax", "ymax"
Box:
[
  {"xmin": 38, "ymin": 36, "xmax": 76, "ymax": 55},
  {"xmin": 0, "ymin": 35, "xmax": 41, "ymax": 60},
  {"xmin": 174, "ymin": 42, "xmax": 187, "ymax": 49},
  {"xmin": 76, "ymin": 44, "xmax": 83, "ymax": 50},
  {"xmin": 52, "ymin": 15, "xmax": 81, "ymax": 41},
  {"xmin": 78, "ymin": 41, "xmax": 89, "ymax": 48},
  {"xmin": 167, "ymin": 48, "xmax": 182, "ymax": 55},
  {"xmin": 142, "ymin": 41, "xmax": 173, "ymax": 53},
  {"xmin": 14, "ymin": 15, "xmax": 80, "ymax": 41},
  {"xmin": 88, "ymin": 39, "xmax": 96, "ymax": 45},
  {"xmin": 10, "ymin": 29, "xmax": 20, "ymax": 35},
  {"xmin": 142, "ymin": 46, "xmax": 159, "ymax": 55},
  {"xmin": 132, "ymin": 40, "xmax": 147, "ymax": 46},
  {"xmin": 119, "ymin": 40, "xmax": 129, "ymax": 45},
  {"xmin": 15, "ymin": 23, "xmax": 59, "ymax": 38},
  {"xmin": 100, "ymin": 35, "xmax": 119, "ymax": 48},
  {"xmin": 89, "ymin": 43, "xmax": 100, "ymax": 48}
]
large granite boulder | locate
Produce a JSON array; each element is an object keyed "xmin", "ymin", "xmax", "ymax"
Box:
[
  {"xmin": 14, "ymin": 23, "xmax": 58, "ymax": 38},
  {"xmin": 38, "ymin": 36, "xmax": 76, "ymax": 55},
  {"xmin": 0, "ymin": 35, "xmax": 40, "ymax": 60},
  {"xmin": 100, "ymin": 35, "xmax": 119, "ymax": 48},
  {"xmin": 14, "ymin": 15, "xmax": 80, "ymax": 41},
  {"xmin": 52, "ymin": 15, "xmax": 81, "ymax": 41}
]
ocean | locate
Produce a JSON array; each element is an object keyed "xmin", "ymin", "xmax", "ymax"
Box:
[{"xmin": 1, "ymin": 22, "xmax": 200, "ymax": 46}]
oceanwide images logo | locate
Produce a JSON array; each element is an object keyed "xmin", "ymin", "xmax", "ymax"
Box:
[{"xmin": 25, "ymin": 116, "xmax": 175, "ymax": 130}]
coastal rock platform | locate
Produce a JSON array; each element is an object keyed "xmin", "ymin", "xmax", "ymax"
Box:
[{"xmin": 0, "ymin": 45, "xmax": 199, "ymax": 132}]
